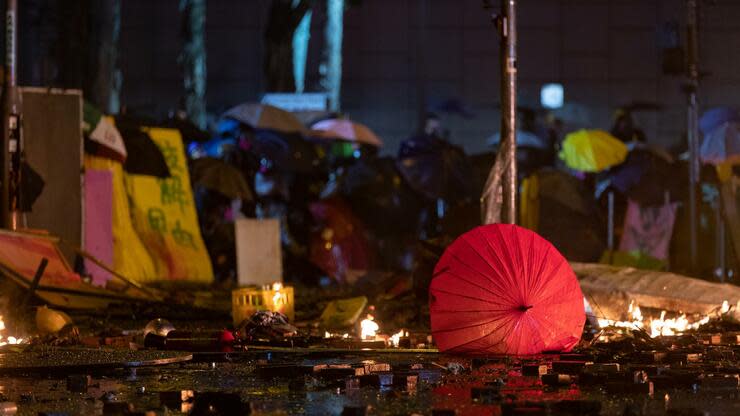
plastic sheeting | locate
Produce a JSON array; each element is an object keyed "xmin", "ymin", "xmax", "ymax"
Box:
[{"xmin": 84, "ymin": 155, "xmax": 158, "ymax": 283}]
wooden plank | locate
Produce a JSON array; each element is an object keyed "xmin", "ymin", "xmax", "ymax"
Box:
[
  {"xmin": 720, "ymin": 177, "xmax": 740, "ymax": 267},
  {"xmin": 572, "ymin": 262, "xmax": 740, "ymax": 322},
  {"xmin": 21, "ymin": 88, "xmax": 83, "ymax": 263}
]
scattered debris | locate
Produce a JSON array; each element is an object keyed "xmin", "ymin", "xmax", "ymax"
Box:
[{"xmin": 35, "ymin": 306, "xmax": 73, "ymax": 334}]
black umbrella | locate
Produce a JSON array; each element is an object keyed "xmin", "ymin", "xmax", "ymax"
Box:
[
  {"xmin": 114, "ymin": 113, "xmax": 159, "ymax": 132},
  {"xmin": 429, "ymin": 97, "xmax": 475, "ymax": 119},
  {"xmin": 533, "ymin": 168, "xmax": 606, "ymax": 262},
  {"xmin": 605, "ymin": 148, "xmax": 683, "ymax": 206},
  {"xmin": 396, "ymin": 135, "xmax": 473, "ymax": 201},
  {"xmin": 161, "ymin": 117, "xmax": 211, "ymax": 143},
  {"xmin": 341, "ymin": 156, "xmax": 423, "ymax": 235},
  {"xmin": 537, "ymin": 168, "xmax": 595, "ymax": 215},
  {"xmin": 190, "ymin": 157, "xmax": 254, "ymax": 201},
  {"xmin": 20, "ymin": 162, "xmax": 44, "ymax": 212},
  {"xmin": 118, "ymin": 127, "xmax": 171, "ymax": 178},
  {"xmin": 246, "ymin": 129, "xmax": 324, "ymax": 174}
]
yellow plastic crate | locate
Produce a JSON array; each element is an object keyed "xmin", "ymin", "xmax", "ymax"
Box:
[{"xmin": 232, "ymin": 285, "xmax": 294, "ymax": 326}]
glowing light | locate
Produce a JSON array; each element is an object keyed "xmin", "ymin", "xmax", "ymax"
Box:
[
  {"xmin": 597, "ymin": 300, "xmax": 644, "ymax": 330},
  {"xmin": 0, "ymin": 316, "xmax": 23, "ymax": 346},
  {"xmin": 271, "ymin": 282, "xmax": 284, "ymax": 305},
  {"xmin": 541, "ymin": 83, "xmax": 564, "ymax": 109},
  {"xmin": 597, "ymin": 300, "xmax": 716, "ymax": 338},
  {"xmin": 389, "ymin": 329, "xmax": 408, "ymax": 347},
  {"xmin": 721, "ymin": 300, "xmax": 730, "ymax": 314},
  {"xmin": 649, "ymin": 311, "xmax": 710, "ymax": 338},
  {"xmin": 360, "ymin": 315, "xmax": 379, "ymax": 340}
]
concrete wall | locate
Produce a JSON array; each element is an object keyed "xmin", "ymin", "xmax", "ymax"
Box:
[{"xmin": 119, "ymin": 0, "xmax": 740, "ymax": 155}]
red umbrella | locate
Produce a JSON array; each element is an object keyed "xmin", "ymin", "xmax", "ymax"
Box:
[{"xmin": 430, "ymin": 224, "xmax": 585, "ymax": 355}]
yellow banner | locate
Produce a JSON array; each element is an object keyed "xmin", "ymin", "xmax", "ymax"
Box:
[{"xmin": 124, "ymin": 128, "xmax": 214, "ymax": 283}]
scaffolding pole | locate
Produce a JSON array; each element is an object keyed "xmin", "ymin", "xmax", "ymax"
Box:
[
  {"xmin": 500, "ymin": 0, "xmax": 518, "ymax": 224},
  {"xmin": 2, "ymin": 0, "xmax": 21, "ymax": 230},
  {"xmin": 481, "ymin": 0, "xmax": 518, "ymax": 225},
  {"xmin": 686, "ymin": 0, "xmax": 700, "ymax": 271}
]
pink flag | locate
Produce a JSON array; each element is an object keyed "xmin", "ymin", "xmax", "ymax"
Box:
[
  {"xmin": 84, "ymin": 169, "xmax": 114, "ymax": 286},
  {"xmin": 619, "ymin": 199, "xmax": 678, "ymax": 261}
]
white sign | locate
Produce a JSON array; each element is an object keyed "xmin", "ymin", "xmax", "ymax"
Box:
[
  {"xmin": 261, "ymin": 93, "xmax": 328, "ymax": 112},
  {"xmin": 235, "ymin": 218, "xmax": 283, "ymax": 287}
]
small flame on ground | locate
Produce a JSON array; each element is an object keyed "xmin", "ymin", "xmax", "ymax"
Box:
[
  {"xmin": 360, "ymin": 314, "xmax": 379, "ymax": 340},
  {"xmin": 721, "ymin": 300, "xmax": 730, "ymax": 314},
  {"xmin": 0, "ymin": 316, "xmax": 23, "ymax": 346},
  {"xmin": 598, "ymin": 300, "xmax": 726, "ymax": 338},
  {"xmin": 324, "ymin": 331, "xmax": 349, "ymax": 339},
  {"xmin": 324, "ymin": 331, "xmax": 352, "ymax": 339},
  {"xmin": 389, "ymin": 329, "xmax": 408, "ymax": 347}
]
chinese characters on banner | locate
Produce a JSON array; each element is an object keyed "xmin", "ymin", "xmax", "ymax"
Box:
[{"xmin": 125, "ymin": 128, "xmax": 214, "ymax": 283}]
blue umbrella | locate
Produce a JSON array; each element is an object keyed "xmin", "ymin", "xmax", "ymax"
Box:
[
  {"xmin": 699, "ymin": 107, "xmax": 740, "ymax": 135},
  {"xmin": 488, "ymin": 130, "xmax": 547, "ymax": 149},
  {"xmin": 700, "ymin": 121, "xmax": 740, "ymax": 165},
  {"xmin": 396, "ymin": 135, "xmax": 473, "ymax": 201}
]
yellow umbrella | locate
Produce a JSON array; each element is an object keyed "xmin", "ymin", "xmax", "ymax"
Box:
[{"xmin": 559, "ymin": 129, "xmax": 628, "ymax": 172}]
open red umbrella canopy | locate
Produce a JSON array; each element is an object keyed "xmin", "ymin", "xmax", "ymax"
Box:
[{"xmin": 430, "ymin": 224, "xmax": 585, "ymax": 355}]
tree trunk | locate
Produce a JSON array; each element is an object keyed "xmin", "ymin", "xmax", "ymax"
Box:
[
  {"xmin": 179, "ymin": 0, "xmax": 207, "ymax": 129},
  {"xmin": 320, "ymin": 0, "xmax": 343, "ymax": 111},
  {"xmin": 264, "ymin": 0, "xmax": 311, "ymax": 93},
  {"xmin": 85, "ymin": 0, "xmax": 121, "ymax": 114}
]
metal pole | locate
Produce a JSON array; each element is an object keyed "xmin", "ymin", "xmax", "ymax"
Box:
[
  {"xmin": 2, "ymin": 0, "xmax": 21, "ymax": 230},
  {"xmin": 607, "ymin": 191, "xmax": 615, "ymax": 251},
  {"xmin": 715, "ymin": 201, "xmax": 726, "ymax": 282},
  {"xmin": 686, "ymin": 0, "xmax": 700, "ymax": 271},
  {"xmin": 500, "ymin": 0, "xmax": 517, "ymax": 224}
]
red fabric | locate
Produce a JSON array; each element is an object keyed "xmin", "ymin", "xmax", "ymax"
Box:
[
  {"xmin": 308, "ymin": 198, "xmax": 374, "ymax": 283},
  {"xmin": 430, "ymin": 224, "xmax": 585, "ymax": 355}
]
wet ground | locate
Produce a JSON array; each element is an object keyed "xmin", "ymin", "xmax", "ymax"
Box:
[{"xmin": 1, "ymin": 348, "xmax": 740, "ymax": 415}]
